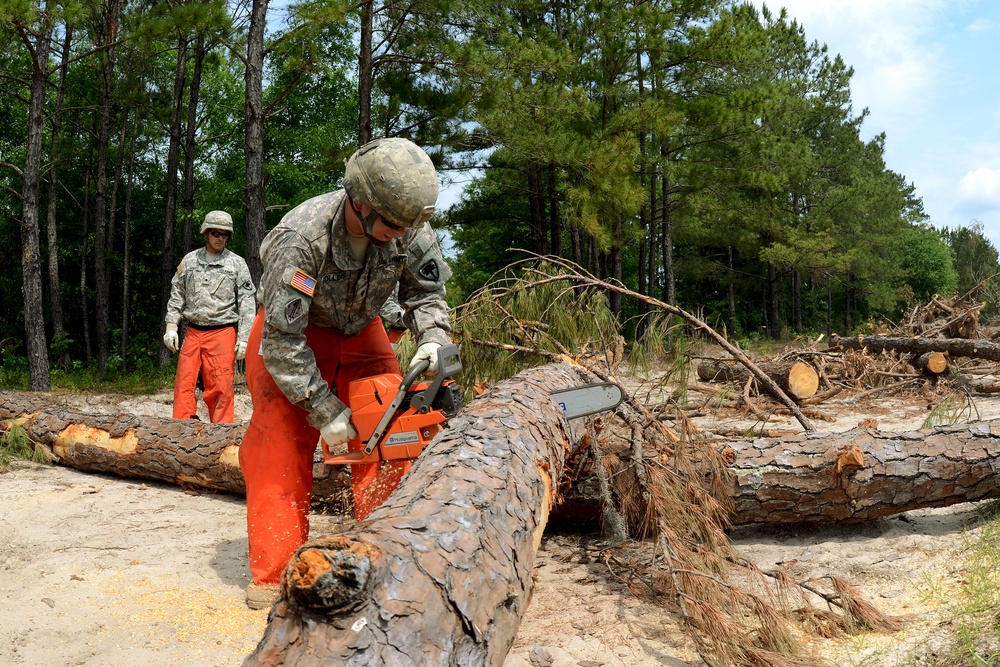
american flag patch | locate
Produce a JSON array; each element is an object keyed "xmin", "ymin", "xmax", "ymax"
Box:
[{"xmin": 289, "ymin": 269, "xmax": 316, "ymax": 296}]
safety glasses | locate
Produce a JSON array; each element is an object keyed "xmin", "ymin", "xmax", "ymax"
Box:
[{"xmin": 208, "ymin": 230, "xmax": 231, "ymax": 239}]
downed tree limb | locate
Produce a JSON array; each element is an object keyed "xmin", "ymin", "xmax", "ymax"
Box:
[
  {"xmin": 0, "ymin": 391, "xmax": 348, "ymax": 497},
  {"xmin": 724, "ymin": 418, "xmax": 1000, "ymax": 525},
  {"xmin": 830, "ymin": 333, "xmax": 1000, "ymax": 362},
  {"xmin": 244, "ymin": 362, "xmax": 588, "ymax": 666},
  {"xmin": 697, "ymin": 359, "xmax": 820, "ymax": 401},
  {"xmin": 515, "ymin": 253, "xmax": 815, "ymax": 431}
]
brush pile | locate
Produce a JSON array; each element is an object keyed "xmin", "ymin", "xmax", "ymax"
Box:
[{"xmin": 692, "ymin": 293, "xmax": 1000, "ymax": 422}]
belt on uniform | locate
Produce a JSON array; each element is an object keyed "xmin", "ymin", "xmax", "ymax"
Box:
[{"xmin": 186, "ymin": 322, "xmax": 237, "ymax": 331}]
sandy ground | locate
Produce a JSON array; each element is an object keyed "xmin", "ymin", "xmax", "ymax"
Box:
[{"xmin": 3, "ymin": 381, "xmax": 1000, "ymax": 666}]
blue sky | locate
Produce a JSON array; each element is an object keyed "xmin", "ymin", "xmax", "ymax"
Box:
[{"xmin": 754, "ymin": 0, "xmax": 1000, "ymax": 246}]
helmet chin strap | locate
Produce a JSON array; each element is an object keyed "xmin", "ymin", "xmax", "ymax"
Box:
[
  {"xmin": 348, "ymin": 194, "xmax": 389, "ymax": 248},
  {"xmin": 361, "ymin": 207, "xmax": 389, "ymax": 248}
]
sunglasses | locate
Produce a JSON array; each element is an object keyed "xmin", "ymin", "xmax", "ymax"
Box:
[{"xmin": 208, "ymin": 230, "xmax": 231, "ymax": 239}]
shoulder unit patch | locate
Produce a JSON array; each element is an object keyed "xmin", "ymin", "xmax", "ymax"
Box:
[{"xmin": 289, "ymin": 268, "xmax": 316, "ymax": 297}]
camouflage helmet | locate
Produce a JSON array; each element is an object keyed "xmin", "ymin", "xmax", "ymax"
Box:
[
  {"xmin": 343, "ymin": 137, "xmax": 438, "ymax": 229},
  {"xmin": 200, "ymin": 210, "xmax": 234, "ymax": 234}
]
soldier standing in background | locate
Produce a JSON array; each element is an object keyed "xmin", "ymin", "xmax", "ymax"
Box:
[
  {"xmin": 239, "ymin": 137, "xmax": 453, "ymax": 609},
  {"xmin": 163, "ymin": 210, "xmax": 256, "ymax": 424}
]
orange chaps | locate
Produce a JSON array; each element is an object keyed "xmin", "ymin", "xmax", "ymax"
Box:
[
  {"xmin": 172, "ymin": 324, "xmax": 236, "ymax": 424},
  {"xmin": 239, "ymin": 310, "xmax": 405, "ymax": 585}
]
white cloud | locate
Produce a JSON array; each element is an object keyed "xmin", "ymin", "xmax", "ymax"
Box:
[
  {"xmin": 966, "ymin": 18, "xmax": 996, "ymax": 32},
  {"xmin": 956, "ymin": 167, "xmax": 1000, "ymax": 212},
  {"xmin": 755, "ymin": 1, "xmax": 950, "ymax": 132}
]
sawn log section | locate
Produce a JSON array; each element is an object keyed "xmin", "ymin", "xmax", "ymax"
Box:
[
  {"xmin": 0, "ymin": 390, "xmax": 349, "ymax": 497},
  {"xmin": 726, "ymin": 420, "xmax": 1000, "ymax": 525}
]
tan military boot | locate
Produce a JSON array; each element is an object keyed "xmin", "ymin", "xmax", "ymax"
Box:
[{"xmin": 245, "ymin": 582, "xmax": 280, "ymax": 610}]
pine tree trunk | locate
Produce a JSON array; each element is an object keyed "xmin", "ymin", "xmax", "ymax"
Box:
[
  {"xmin": 19, "ymin": 8, "xmax": 54, "ymax": 391},
  {"xmin": 244, "ymin": 0, "xmax": 269, "ymax": 285},
  {"xmin": 725, "ymin": 419, "xmax": 1000, "ymax": 525},
  {"xmin": 243, "ymin": 363, "xmax": 586, "ymax": 666},
  {"xmin": 159, "ymin": 33, "xmax": 187, "ymax": 368}
]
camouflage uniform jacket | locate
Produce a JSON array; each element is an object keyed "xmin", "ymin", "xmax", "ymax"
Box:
[
  {"xmin": 166, "ymin": 248, "xmax": 257, "ymax": 347},
  {"xmin": 258, "ymin": 189, "xmax": 452, "ymax": 429}
]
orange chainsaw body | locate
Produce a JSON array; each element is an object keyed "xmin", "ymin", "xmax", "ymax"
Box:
[{"xmin": 322, "ymin": 373, "xmax": 449, "ymax": 465}]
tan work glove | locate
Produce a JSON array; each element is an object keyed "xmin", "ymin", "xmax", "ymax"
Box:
[
  {"xmin": 320, "ymin": 408, "xmax": 358, "ymax": 447},
  {"xmin": 163, "ymin": 323, "xmax": 179, "ymax": 353},
  {"xmin": 408, "ymin": 342, "xmax": 442, "ymax": 374},
  {"xmin": 235, "ymin": 340, "xmax": 247, "ymax": 361}
]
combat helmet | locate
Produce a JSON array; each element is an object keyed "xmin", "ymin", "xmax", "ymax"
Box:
[
  {"xmin": 200, "ymin": 210, "xmax": 234, "ymax": 234},
  {"xmin": 343, "ymin": 137, "xmax": 438, "ymax": 234}
]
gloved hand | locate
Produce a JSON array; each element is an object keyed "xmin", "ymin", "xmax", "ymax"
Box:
[
  {"xmin": 235, "ymin": 340, "xmax": 247, "ymax": 361},
  {"xmin": 408, "ymin": 341, "xmax": 442, "ymax": 374},
  {"xmin": 320, "ymin": 408, "xmax": 358, "ymax": 447},
  {"xmin": 163, "ymin": 323, "xmax": 179, "ymax": 353}
]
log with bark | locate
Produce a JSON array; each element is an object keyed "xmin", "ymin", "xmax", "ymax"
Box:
[
  {"xmin": 697, "ymin": 358, "xmax": 819, "ymax": 401},
  {"xmin": 243, "ymin": 363, "xmax": 587, "ymax": 666},
  {"xmin": 0, "ymin": 390, "xmax": 349, "ymax": 497},
  {"xmin": 8, "ymin": 386, "xmax": 1000, "ymax": 529},
  {"xmin": 724, "ymin": 419, "xmax": 1000, "ymax": 525},
  {"xmin": 830, "ymin": 333, "xmax": 1000, "ymax": 362}
]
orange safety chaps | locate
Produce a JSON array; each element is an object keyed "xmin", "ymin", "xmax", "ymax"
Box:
[
  {"xmin": 172, "ymin": 324, "xmax": 236, "ymax": 424},
  {"xmin": 239, "ymin": 310, "xmax": 405, "ymax": 585}
]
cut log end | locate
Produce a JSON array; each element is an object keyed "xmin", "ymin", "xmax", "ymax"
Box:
[
  {"xmin": 916, "ymin": 351, "xmax": 949, "ymax": 375},
  {"xmin": 787, "ymin": 361, "xmax": 819, "ymax": 400}
]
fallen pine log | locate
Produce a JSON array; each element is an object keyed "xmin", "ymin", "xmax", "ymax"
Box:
[
  {"xmin": 697, "ymin": 359, "xmax": 819, "ymax": 401},
  {"xmin": 7, "ymin": 388, "xmax": 1000, "ymax": 529},
  {"xmin": 830, "ymin": 333, "xmax": 1000, "ymax": 362},
  {"xmin": 0, "ymin": 390, "xmax": 348, "ymax": 497},
  {"xmin": 725, "ymin": 419, "xmax": 1000, "ymax": 525},
  {"xmin": 913, "ymin": 351, "xmax": 949, "ymax": 375},
  {"xmin": 243, "ymin": 362, "xmax": 587, "ymax": 665}
]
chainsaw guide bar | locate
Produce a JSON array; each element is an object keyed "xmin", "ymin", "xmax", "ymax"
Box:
[{"xmin": 550, "ymin": 382, "xmax": 624, "ymax": 419}]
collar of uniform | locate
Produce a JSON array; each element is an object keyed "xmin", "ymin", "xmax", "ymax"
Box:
[{"xmin": 197, "ymin": 247, "xmax": 228, "ymax": 265}]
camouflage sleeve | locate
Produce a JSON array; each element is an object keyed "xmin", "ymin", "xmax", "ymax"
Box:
[
  {"xmin": 234, "ymin": 258, "xmax": 256, "ymax": 347},
  {"xmin": 378, "ymin": 285, "xmax": 405, "ymax": 328},
  {"xmin": 259, "ymin": 233, "xmax": 345, "ymax": 429},
  {"xmin": 397, "ymin": 223, "xmax": 452, "ymax": 347},
  {"xmin": 165, "ymin": 257, "xmax": 187, "ymax": 326}
]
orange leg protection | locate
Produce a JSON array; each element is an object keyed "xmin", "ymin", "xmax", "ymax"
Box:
[
  {"xmin": 240, "ymin": 311, "xmax": 401, "ymax": 585},
  {"xmin": 172, "ymin": 325, "xmax": 236, "ymax": 424}
]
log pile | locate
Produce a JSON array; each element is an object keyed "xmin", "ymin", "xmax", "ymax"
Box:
[{"xmin": 693, "ymin": 294, "xmax": 1000, "ymax": 417}]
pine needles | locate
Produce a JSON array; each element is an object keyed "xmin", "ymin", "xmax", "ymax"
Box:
[
  {"xmin": 0, "ymin": 423, "xmax": 51, "ymax": 472},
  {"xmin": 449, "ymin": 255, "xmax": 902, "ymax": 666}
]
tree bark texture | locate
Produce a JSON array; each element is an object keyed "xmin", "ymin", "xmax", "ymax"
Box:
[
  {"xmin": 242, "ymin": 363, "xmax": 586, "ymax": 666},
  {"xmin": 830, "ymin": 333, "xmax": 1000, "ymax": 362},
  {"xmin": 19, "ymin": 11, "xmax": 54, "ymax": 391},
  {"xmin": 697, "ymin": 359, "xmax": 819, "ymax": 400},
  {"xmin": 0, "ymin": 391, "xmax": 347, "ymax": 497},
  {"xmin": 725, "ymin": 419, "xmax": 1000, "ymax": 525}
]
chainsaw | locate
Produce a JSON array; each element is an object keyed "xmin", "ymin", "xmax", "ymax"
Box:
[{"xmin": 322, "ymin": 343, "xmax": 625, "ymax": 469}]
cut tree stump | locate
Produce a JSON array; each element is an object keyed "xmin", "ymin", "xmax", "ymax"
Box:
[
  {"xmin": 830, "ymin": 333, "xmax": 1000, "ymax": 362},
  {"xmin": 697, "ymin": 359, "xmax": 819, "ymax": 401},
  {"xmin": 0, "ymin": 391, "xmax": 348, "ymax": 497},
  {"xmin": 243, "ymin": 363, "xmax": 588, "ymax": 666}
]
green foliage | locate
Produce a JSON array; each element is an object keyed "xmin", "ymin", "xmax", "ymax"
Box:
[
  {"xmin": 451, "ymin": 259, "xmax": 621, "ymax": 398},
  {"xmin": 0, "ymin": 423, "xmax": 51, "ymax": 472},
  {"xmin": 901, "ymin": 224, "xmax": 959, "ymax": 303}
]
